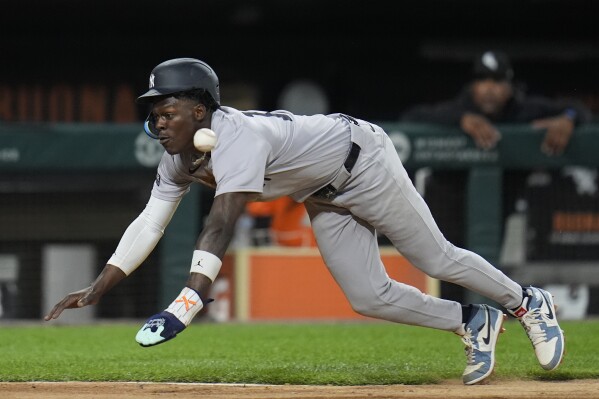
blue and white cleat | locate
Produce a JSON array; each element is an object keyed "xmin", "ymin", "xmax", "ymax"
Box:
[
  {"xmin": 461, "ymin": 304, "xmax": 506, "ymax": 385},
  {"xmin": 509, "ymin": 286, "xmax": 565, "ymax": 371}
]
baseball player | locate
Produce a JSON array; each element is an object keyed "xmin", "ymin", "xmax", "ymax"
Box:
[{"xmin": 44, "ymin": 58, "xmax": 564, "ymax": 385}]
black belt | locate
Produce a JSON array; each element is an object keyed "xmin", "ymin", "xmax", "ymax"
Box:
[{"xmin": 312, "ymin": 142, "xmax": 361, "ymax": 199}]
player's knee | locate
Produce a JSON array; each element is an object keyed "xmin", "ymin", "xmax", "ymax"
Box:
[
  {"xmin": 423, "ymin": 267, "xmax": 448, "ymax": 280},
  {"xmin": 347, "ymin": 288, "xmax": 390, "ymax": 318},
  {"xmin": 350, "ymin": 301, "xmax": 381, "ymax": 318}
]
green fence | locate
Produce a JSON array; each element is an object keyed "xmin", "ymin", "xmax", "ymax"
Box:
[
  {"xmin": 2, "ymin": 122, "xmax": 598, "ymax": 305},
  {"xmin": 3, "ymin": 122, "xmax": 597, "ymax": 170}
]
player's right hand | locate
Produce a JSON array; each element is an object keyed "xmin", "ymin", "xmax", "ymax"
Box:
[
  {"xmin": 135, "ymin": 311, "xmax": 186, "ymax": 347},
  {"xmin": 43, "ymin": 286, "xmax": 101, "ymax": 321}
]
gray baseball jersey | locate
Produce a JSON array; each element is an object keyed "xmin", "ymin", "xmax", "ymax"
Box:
[
  {"xmin": 152, "ymin": 106, "xmax": 523, "ymax": 332},
  {"xmin": 151, "ymin": 106, "xmax": 350, "ymax": 203}
]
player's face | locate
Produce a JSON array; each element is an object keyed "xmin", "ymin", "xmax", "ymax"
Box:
[
  {"xmin": 151, "ymin": 97, "xmax": 199, "ymax": 154},
  {"xmin": 471, "ymin": 79, "xmax": 513, "ymax": 116}
]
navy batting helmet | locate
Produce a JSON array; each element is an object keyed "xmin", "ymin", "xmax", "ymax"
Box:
[
  {"xmin": 139, "ymin": 58, "xmax": 220, "ymax": 139},
  {"xmin": 137, "ymin": 58, "xmax": 220, "ymax": 104}
]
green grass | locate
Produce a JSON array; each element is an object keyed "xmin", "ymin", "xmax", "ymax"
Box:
[{"xmin": 0, "ymin": 320, "xmax": 598, "ymax": 384}]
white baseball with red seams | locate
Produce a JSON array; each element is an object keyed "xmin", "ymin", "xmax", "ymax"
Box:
[{"xmin": 194, "ymin": 128, "xmax": 217, "ymax": 152}]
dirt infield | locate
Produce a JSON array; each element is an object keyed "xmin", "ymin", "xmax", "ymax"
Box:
[{"xmin": 2, "ymin": 380, "xmax": 599, "ymax": 399}]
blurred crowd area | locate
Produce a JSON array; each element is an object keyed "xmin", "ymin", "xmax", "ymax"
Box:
[
  {"xmin": 1, "ymin": 0, "xmax": 599, "ymax": 123},
  {"xmin": 1, "ymin": 0, "xmax": 599, "ymax": 320}
]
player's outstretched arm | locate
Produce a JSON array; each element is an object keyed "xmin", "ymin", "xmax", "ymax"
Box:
[
  {"xmin": 135, "ymin": 192, "xmax": 252, "ymax": 347},
  {"xmin": 45, "ymin": 196, "xmax": 179, "ymax": 322},
  {"xmin": 44, "ymin": 264, "xmax": 126, "ymax": 321}
]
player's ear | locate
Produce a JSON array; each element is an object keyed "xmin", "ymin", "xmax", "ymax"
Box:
[{"xmin": 193, "ymin": 103, "xmax": 207, "ymax": 121}]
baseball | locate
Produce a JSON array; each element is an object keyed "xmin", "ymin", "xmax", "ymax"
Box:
[{"xmin": 193, "ymin": 128, "xmax": 217, "ymax": 152}]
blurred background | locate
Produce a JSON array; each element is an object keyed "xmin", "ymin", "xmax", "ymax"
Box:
[
  {"xmin": 1, "ymin": 0, "xmax": 598, "ymax": 322},
  {"xmin": 2, "ymin": 0, "xmax": 599, "ymax": 121}
]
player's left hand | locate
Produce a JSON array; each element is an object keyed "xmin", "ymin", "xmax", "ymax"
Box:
[
  {"xmin": 532, "ymin": 115, "xmax": 575, "ymax": 156},
  {"xmin": 135, "ymin": 311, "xmax": 186, "ymax": 347}
]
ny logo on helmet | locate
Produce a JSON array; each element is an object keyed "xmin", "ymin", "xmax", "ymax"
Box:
[{"xmin": 149, "ymin": 74, "xmax": 155, "ymax": 88}]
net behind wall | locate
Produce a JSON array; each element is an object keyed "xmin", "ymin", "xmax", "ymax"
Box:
[{"xmin": 0, "ymin": 172, "xmax": 162, "ymax": 320}]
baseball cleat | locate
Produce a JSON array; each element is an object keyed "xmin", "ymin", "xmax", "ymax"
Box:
[
  {"xmin": 461, "ymin": 304, "xmax": 506, "ymax": 385},
  {"xmin": 509, "ymin": 286, "xmax": 565, "ymax": 371}
]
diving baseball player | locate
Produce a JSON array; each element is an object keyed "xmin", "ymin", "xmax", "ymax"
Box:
[{"xmin": 45, "ymin": 58, "xmax": 564, "ymax": 385}]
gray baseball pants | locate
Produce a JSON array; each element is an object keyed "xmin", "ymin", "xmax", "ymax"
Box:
[{"xmin": 305, "ymin": 122, "xmax": 523, "ymax": 332}]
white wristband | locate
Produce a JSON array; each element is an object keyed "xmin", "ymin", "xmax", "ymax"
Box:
[
  {"xmin": 165, "ymin": 287, "xmax": 204, "ymax": 326},
  {"xmin": 190, "ymin": 250, "xmax": 222, "ymax": 282}
]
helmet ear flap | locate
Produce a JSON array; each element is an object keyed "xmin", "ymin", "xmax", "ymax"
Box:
[{"xmin": 143, "ymin": 113, "xmax": 160, "ymax": 139}]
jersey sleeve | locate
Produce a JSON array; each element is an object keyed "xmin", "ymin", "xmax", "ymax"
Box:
[
  {"xmin": 212, "ymin": 129, "xmax": 270, "ymax": 197},
  {"xmin": 151, "ymin": 152, "xmax": 191, "ymax": 201}
]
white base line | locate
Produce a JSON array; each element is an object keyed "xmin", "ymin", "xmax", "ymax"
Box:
[{"xmin": 23, "ymin": 381, "xmax": 292, "ymax": 387}]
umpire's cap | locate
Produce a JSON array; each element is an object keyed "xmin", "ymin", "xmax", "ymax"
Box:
[
  {"xmin": 473, "ymin": 50, "xmax": 514, "ymax": 82},
  {"xmin": 137, "ymin": 58, "xmax": 220, "ymax": 104}
]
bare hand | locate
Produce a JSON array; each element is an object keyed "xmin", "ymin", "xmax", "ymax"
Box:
[
  {"xmin": 532, "ymin": 115, "xmax": 575, "ymax": 156},
  {"xmin": 43, "ymin": 286, "xmax": 101, "ymax": 321},
  {"xmin": 43, "ymin": 264, "xmax": 126, "ymax": 321},
  {"xmin": 460, "ymin": 113, "xmax": 502, "ymax": 150}
]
